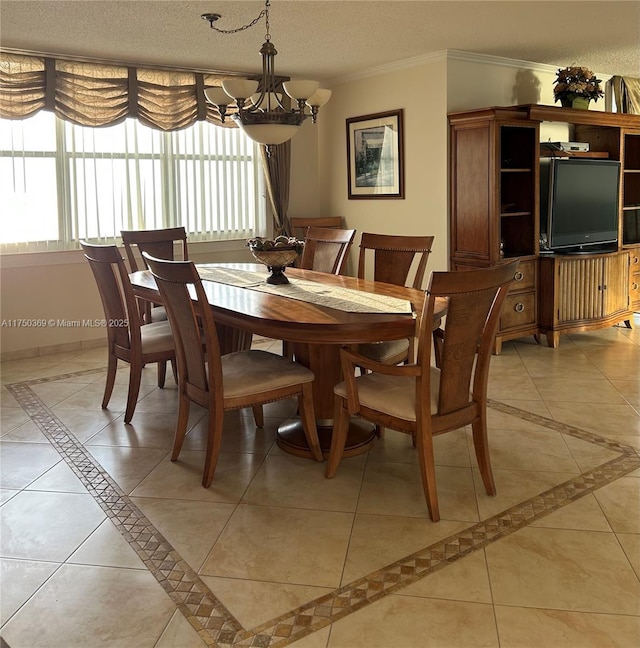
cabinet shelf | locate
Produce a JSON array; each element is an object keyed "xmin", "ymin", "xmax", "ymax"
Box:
[{"xmin": 449, "ymin": 104, "xmax": 639, "ymax": 352}]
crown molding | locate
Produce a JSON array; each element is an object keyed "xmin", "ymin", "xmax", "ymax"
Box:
[{"xmin": 328, "ymin": 49, "xmax": 611, "ymax": 88}]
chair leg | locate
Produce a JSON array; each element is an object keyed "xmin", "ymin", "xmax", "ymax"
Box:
[
  {"xmin": 202, "ymin": 408, "xmax": 225, "ymax": 488},
  {"xmin": 282, "ymin": 340, "xmax": 294, "ymax": 360},
  {"xmin": 157, "ymin": 361, "xmax": 167, "ymax": 388},
  {"xmin": 124, "ymin": 358, "xmax": 143, "ymax": 424},
  {"xmin": 325, "ymin": 396, "xmax": 350, "ymax": 478},
  {"xmin": 102, "ymin": 351, "xmax": 118, "ymax": 409},
  {"xmin": 171, "ymin": 392, "xmax": 191, "ymax": 461},
  {"xmin": 471, "ymin": 413, "xmax": 496, "ymax": 496},
  {"xmin": 298, "ymin": 383, "xmax": 322, "ymax": 462},
  {"xmin": 170, "ymin": 359, "xmax": 178, "ymax": 383},
  {"xmin": 433, "ymin": 327, "xmax": 444, "ymax": 369},
  {"xmin": 252, "ymin": 404, "xmax": 264, "ymax": 428},
  {"xmin": 415, "ymin": 428, "xmax": 440, "ymax": 522}
]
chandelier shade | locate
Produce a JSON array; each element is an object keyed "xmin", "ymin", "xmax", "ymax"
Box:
[{"xmin": 202, "ymin": 0, "xmax": 330, "ymax": 151}]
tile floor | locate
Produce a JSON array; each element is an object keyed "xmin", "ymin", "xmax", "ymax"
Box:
[{"xmin": 1, "ymin": 322, "xmax": 639, "ymax": 648}]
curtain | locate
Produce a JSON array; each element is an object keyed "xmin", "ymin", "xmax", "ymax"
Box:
[
  {"xmin": 0, "ymin": 51, "xmax": 238, "ymax": 130},
  {"xmin": 261, "ymin": 142, "xmax": 292, "ymax": 236},
  {"xmin": 1, "ymin": 50, "xmax": 289, "ymax": 236},
  {"xmin": 609, "ymin": 76, "xmax": 640, "ymax": 114}
]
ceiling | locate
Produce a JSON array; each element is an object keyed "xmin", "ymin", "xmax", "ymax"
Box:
[{"xmin": 1, "ymin": 1, "xmax": 639, "ymax": 83}]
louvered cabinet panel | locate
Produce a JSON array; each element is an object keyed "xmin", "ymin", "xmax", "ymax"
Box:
[
  {"xmin": 557, "ymin": 257, "xmax": 603, "ymax": 321},
  {"xmin": 540, "ymin": 251, "xmax": 633, "ymax": 347},
  {"xmin": 602, "ymin": 253, "xmax": 631, "ymax": 315}
]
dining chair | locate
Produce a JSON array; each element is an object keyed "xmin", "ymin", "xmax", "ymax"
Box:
[
  {"xmin": 325, "ymin": 260, "xmax": 519, "ymax": 521},
  {"xmin": 298, "ymin": 226, "xmax": 356, "ymax": 274},
  {"xmin": 143, "ymin": 253, "xmax": 323, "ymax": 487},
  {"xmin": 282, "ymin": 225, "xmax": 356, "ymax": 360},
  {"xmin": 356, "ymin": 233, "xmax": 435, "ymax": 365},
  {"xmin": 80, "ymin": 242, "xmax": 176, "ymax": 424},
  {"xmin": 289, "ymin": 216, "xmax": 344, "ymax": 240},
  {"xmin": 121, "ymin": 227, "xmax": 189, "ymax": 323}
]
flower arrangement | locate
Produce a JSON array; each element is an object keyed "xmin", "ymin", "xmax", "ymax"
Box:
[{"xmin": 553, "ymin": 66, "xmax": 604, "ymax": 105}]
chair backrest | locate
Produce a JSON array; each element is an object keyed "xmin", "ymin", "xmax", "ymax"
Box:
[
  {"xmin": 289, "ymin": 216, "xmax": 344, "ymax": 240},
  {"xmin": 121, "ymin": 227, "xmax": 188, "ymax": 272},
  {"xmin": 299, "ymin": 226, "xmax": 356, "ymax": 274},
  {"xmin": 417, "ymin": 261, "xmax": 519, "ymax": 417},
  {"xmin": 142, "ymin": 254, "xmax": 222, "ymax": 403},
  {"xmin": 357, "ymin": 233, "xmax": 434, "ymax": 289},
  {"xmin": 81, "ymin": 241, "xmax": 141, "ymax": 352}
]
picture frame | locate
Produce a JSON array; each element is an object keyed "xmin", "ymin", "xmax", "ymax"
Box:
[{"xmin": 346, "ymin": 109, "xmax": 404, "ymax": 199}]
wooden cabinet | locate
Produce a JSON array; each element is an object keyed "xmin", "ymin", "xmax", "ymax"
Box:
[
  {"xmin": 449, "ymin": 104, "xmax": 639, "ymax": 351},
  {"xmin": 629, "ymin": 246, "xmax": 640, "ymax": 310},
  {"xmin": 539, "ymin": 252, "xmax": 631, "ymax": 347},
  {"xmin": 449, "ymin": 108, "xmax": 539, "ymax": 350}
]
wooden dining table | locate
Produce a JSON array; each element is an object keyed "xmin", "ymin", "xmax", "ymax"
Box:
[{"xmin": 130, "ymin": 262, "xmax": 445, "ymax": 459}]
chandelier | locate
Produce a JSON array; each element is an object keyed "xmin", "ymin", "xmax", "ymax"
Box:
[{"xmin": 202, "ymin": 0, "xmax": 331, "ymax": 152}]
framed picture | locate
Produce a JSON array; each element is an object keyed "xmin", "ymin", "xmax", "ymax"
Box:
[{"xmin": 346, "ymin": 109, "xmax": 404, "ymax": 199}]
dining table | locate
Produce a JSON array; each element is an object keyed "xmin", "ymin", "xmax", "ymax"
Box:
[{"xmin": 130, "ymin": 262, "xmax": 446, "ymax": 459}]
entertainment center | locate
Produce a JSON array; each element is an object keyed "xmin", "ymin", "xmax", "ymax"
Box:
[{"xmin": 448, "ymin": 104, "xmax": 640, "ymax": 352}]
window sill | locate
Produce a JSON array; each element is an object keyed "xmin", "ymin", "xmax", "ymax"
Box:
[{"xmin": 0, "ymin": 239, "xmax": 251, "ymax": 269}]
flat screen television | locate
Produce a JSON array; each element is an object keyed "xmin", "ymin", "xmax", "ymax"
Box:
[{"xmin": 539, "ymin": 157, "xmax": 620, "ymax": 253}]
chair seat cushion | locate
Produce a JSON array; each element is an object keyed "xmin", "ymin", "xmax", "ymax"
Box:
[
  {"xmin": 222, "ymin": 350, "xmax": 314, "ymax": 399},
  {"xmin": 334, "ymin": 367, "xmax": 442, "ymax": 421},
  {"xmin": 140, "ymin": 320, "xmax": 175, "ymax": 354},
  {"xmin": 357, "ymin": 339, "xmax": 410, "ymax": 363},
  {"xmin": 151, "ymin": 305, "xmax": 167, "ymax": 322}
]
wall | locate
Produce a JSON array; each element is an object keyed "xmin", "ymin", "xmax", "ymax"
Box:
[
  {"xmin": 1, "ymin": 50, "xmax": 614, "ymax": 358},
  {"xmin": 310, "ymin": 55, "xmax": 450, "ymax": 277},
  {"xmin": 0, "ymin": 242, "xmax": 253, "ymax": 359}
]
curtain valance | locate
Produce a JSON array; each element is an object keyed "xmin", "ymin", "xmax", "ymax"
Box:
[{"xmin": 0, "ymin": 51, "xmax": 239, "ymax": 130}]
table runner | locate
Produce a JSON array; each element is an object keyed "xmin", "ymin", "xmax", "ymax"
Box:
[{"xmin": 196, "ymin": 265, "xmax": 413, "ymax": 314}]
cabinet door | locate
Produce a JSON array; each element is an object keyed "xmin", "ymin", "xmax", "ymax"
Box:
[
  {"xmin": 602, "ymin": 253, "xmax": 630, "ymax": 316},
  {"xmin": 557, "ymin": 257, "xmax": 604, "ymax": 322}
]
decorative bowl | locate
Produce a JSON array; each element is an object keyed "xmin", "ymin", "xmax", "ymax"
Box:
[{"xmin": 247, "ymin": 236, "xmax": 304, "ymax": 284}]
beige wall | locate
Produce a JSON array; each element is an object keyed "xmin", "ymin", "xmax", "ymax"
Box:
[
  {"xmin": 0, "ymin": 243, "xmax": 253, "ymax": 359},
  {"xmin": 295, "ymin": 57, "xmax": 450, "ymax": 277},
  {"xmin": 0, "ymin": 51, "xmax": 613, "ymax": 358}
]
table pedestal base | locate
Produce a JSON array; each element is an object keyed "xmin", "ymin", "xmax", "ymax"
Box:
[{"xmin": 276, "ymin": 418, "xmax": 377, "ymax": 460}]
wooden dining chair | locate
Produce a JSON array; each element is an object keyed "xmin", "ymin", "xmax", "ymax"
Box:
[
  {"xmin": 80, "ymin": 242, "xmax": 176, "ymax": 424},
  {"xmin": 298, "ymin": 226, "xmax": 356, "ymax": 274},
  {"xmin": 121, "ymin": 227, "xmax": 189, "ymax": 324},
  {"xmin": 325, "ymin": 260, "xmax": 519, "ymax": 521},
  {"xmin": 289, "ymin": 216, "xmax": 344, "ymax": 240},
  {"xmin": 282, "ymin": 226, "xmax": 356, "ymax": 360},
  {"xmin": 356, "ymin": 233, "xmax": 435, "ymax": 365},
  {"xmin": 143, "ymin": 253, "xmax": 323, "ymax": 487}
]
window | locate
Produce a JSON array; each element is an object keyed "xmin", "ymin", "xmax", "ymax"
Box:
[{"xmin": 0, "ymin": 112, "xmax": 266, "ymax": 253}]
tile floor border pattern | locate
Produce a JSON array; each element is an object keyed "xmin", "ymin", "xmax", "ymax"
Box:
[{"xmin": 5, "ymin": 369, "xmax": 640, "ymax": 648}]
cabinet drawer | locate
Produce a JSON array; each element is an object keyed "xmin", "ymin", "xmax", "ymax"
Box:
[
  {"xmin": 501, "ymin": 291, "xmax": 537, "ymax": 329},
  {"xmin": 508, "ymin": 259, "xmax": 536, "ymax": 292},
  {"xmin": 631, "ymin": 272, "xmax": 640, "ymax": 305}
]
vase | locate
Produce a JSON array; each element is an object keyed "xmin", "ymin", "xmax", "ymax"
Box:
[
  {"xmin": 560, "ymin": 97, "xmax": 573, "ymax": 108},
  {"xmin": 571, "ymin": 96, "xmax": 591, "ymax": 110}
]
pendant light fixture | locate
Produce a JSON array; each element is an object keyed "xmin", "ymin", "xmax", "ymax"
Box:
[{"xmin": 202, "ymin": 0, "xmax": 331, "ymax": 153}]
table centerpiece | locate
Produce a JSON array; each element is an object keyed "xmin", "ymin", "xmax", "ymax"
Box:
[{"xmin": 247, "ymin": 236, "xmax": 305, "ymax": 284}]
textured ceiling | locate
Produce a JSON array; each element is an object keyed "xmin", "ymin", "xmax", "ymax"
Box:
[{"xmin": 1, "ymin": 1, "xmax": 639, "ymax": 82}]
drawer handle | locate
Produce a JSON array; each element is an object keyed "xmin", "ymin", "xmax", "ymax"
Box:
[
  {"xmin": 633, "ymin": 282, "xmax": 639, "ymax": 290},
  {"xmin": 514, "ymin": 302, "xmax": 525, "ymax": 313},
  {"xmin": 514, "ymin": 271, "xmax": 524, "ymax": 282},
  {"xmin": 633, "ymin": 256, "xmax": 640, "ymax": 265}
]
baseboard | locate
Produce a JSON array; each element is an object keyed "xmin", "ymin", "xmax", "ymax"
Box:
[{"xmin": 1, "ymin": 337, "xmax": 107, "ymax": 363}]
